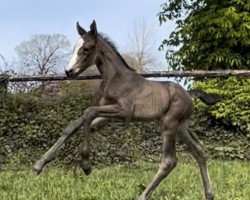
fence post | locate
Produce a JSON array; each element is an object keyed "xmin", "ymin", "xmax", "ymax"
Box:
[
  {"xmin": 0, "ymin": 73, "xmax": 8, "ymax": 95},
  {"xmin": 0, "ymin": 73, "xmax": 9, "ymax": 164},
  {"xmin": 0, "ymin": 74, "xmax": 9, "ymax": 110}
]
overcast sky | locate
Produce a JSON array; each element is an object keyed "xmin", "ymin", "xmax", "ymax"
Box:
[{"xmin": 0, "ymin": 0, "xmax": 176, "ymax": 70}]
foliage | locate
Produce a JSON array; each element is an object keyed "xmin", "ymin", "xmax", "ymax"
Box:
[
  {"xmin": 193, "ymin": 77, "xmax": 250, "ymax": 136},
  {"xmin": 158, "ymin": 0, "xmax": 250, "ymax": 70},
  {"xmin": 0, "ymin": 161, "xmax": 249, "ymax": 200},
  {"xmin": 0, "ymin": 73, "xmax": 9, "ymax": 94},
  {"xmin": 0, "ymin": 80, "xmax": 249, "ymax": 170},
  {"xmin": 158, "ymin": 1, "xmax": 250, "ymax": 161},
  {"xmin": 189, "ymin": 109, "xmax": 250, "ymax": 161}
]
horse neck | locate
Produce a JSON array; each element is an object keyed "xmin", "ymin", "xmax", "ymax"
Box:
[{"xmin": 95, "ymin": 37, "xmax": 134, "ymax": 82}]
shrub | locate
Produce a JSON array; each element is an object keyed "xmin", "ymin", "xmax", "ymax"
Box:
[
  {"xmin": 193, "ymin": 77, "xmax": 250, "ymax": 136},
  {"xmin": 0, "ymin": 79, "xmax": 249, "ymax": 170}
]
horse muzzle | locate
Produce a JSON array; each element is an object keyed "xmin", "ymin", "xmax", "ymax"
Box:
[{"xmin": 65, "ymin": 69, "xmax": 75, "ymax": 78}]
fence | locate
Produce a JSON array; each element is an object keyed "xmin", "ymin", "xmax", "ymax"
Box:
[{"xmin": 7, "ymin": 70, "xmax": 250, "ymax": 82}]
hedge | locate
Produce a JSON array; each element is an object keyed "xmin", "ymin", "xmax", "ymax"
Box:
[{"xmin": 0, "ymin": 80, "xmax": 249, "ymax": 170}]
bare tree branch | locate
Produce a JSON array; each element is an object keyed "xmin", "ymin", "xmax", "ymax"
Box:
[
  {"xmin": 0, "ymin": 53, "xmax": 8, "ymax": 71},
  {"xmin": 123, "ymin": 17, "xmax": 158, "ymax": 72},
  {"xmin": 12, "ymin": 34, "xmax": 70, "ymax": 92},
  {"xmin": 15, "ymin": 34, "xmax": 70, "ymax": 75}
]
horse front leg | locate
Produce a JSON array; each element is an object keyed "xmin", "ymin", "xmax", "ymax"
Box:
[
  {"xmin": 78, "ymin": 117, "xmax": 109, "ymax": 175},
  {"xmin": 33, "ymin": 114, "xmax": 87, "ymax": 174},
  {"xmin": 76, "ymin": 105, "xmax": 126, "ymax": 174}
]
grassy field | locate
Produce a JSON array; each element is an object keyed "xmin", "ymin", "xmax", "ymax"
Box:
[{"xmin": 0, "ymin": 160, "xmax": 249, "ymax": 200}]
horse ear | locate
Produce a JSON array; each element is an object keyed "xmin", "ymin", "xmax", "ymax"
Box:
[
  {"xmin": 90, "ymin": 20, "xmax": 97, "ymax": 36},
  {"xmin": 76, "ymin": 22, "xmax": 86, "ymax": 36}
]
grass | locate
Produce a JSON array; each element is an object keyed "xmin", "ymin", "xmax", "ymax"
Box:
[{"xmin": 0, "ymin": 160, "xmax": 249, "ymax": 200}]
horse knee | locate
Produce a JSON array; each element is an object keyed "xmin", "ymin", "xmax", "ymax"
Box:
[
  {"xmin": 84, "ymin": 107, "xmax": 97, "ymax": 117},
  {"xmin": 83, "ymin": 107, "xmax": 98, "ymax": 126}
]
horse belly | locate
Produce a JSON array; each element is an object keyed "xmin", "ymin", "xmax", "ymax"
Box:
[{"xmin": 132, "ymin": 92, "xmax": 169, "ymax": 120}]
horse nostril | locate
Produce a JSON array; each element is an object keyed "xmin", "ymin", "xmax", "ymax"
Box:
[{"xmin": 65, "ymin": 69, "xmax": 73, "ymax": 78}]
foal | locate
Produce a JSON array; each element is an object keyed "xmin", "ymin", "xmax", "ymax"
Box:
[{"xmin": 34, "ymin": 21, "xmax": 217, "ymax": 200}]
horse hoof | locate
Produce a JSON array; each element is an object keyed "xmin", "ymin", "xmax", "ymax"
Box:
[
  {"xmin": 206, "ymin": 193, "xmax": 214, "ymax": 200},
  {"xmin": 137, "ymin": 195, "xmax": 146, "ymax": 200},
  {"xmin": 83, "ymin": 167, "xmax": 92, "ymax": 175},
  {"xmin": 79, "ymin": 160, "xmax": 92, "ymax": 175},
  {"xmin": 33, "ymin": 166, "xmax": 42, "ymax": 175},
  {"xmin": 33, "ymin": 161, "xmax": 44, "ymax": 175}
]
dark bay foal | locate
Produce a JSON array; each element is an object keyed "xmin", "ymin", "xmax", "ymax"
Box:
[{"xmin": 34, "ymin": 21, "xmax": 218, "ymax": 200}]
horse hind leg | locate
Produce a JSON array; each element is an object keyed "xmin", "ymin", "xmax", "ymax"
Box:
[
  {"xmin": 138, "ymin": 119, "xmax": 179, "ymax": 200},
  {"xmin": 178, "ymin": 124, "xmax": 214, "ymax": 200}
]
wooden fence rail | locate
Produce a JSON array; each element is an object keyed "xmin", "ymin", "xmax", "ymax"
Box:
[{"xmin": 7, "ymin": 70, "xmax": 250, "ymax": 82}]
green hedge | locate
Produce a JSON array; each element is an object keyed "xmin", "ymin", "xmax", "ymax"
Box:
[
  {"xmin": 0, "ymin": 81, "xmax": 249, "ymax": 170},
  {"xmin": 194, "ymin": 77, "xmax": 250, "ymax": 135}
]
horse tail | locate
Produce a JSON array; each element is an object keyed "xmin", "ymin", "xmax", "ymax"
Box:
[
  {"xmin": 188, "ymin": 89, "xmax": 220, "ymax": 105},
  {"xmin": 189, "ymin": 130, "xmax": 202, "ymax": 144}
]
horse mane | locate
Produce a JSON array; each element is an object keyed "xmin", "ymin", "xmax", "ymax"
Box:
[{"xmin": 98, "ymin": 33, "xmax": 135, "ymax": 71}]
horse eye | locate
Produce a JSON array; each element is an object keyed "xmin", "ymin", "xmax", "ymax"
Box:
[{"xmin": 83, "ymin": 48, "xmax": 89, "ymax": 53}]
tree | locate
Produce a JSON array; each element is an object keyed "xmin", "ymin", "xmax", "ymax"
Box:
[
  {"xmin": 158, "ymin": 0, "xmax": 250, "ymax": 136},
  {"xmin": 13, "ymin": 34, "xmax": 70, "ymax": 93},
  {"xmin": 0, "ymin": 54, "xmax": 7, "ymax": 70},
  {"xmin": 15, "ymin": 34, "xmax": 70, "ymax": 75},
  {"xmin": 193, "ymin": 77, "xmax": 250, "ymax": 135},
  {"xmin": 0, "ymin": 53, "xmax": 10, "ymax": 73},
  {"xmin": 158, "ymin": 0, "xmax": 250, "ymax": 70},
  {"xmin": 123, "ymin": 17, "xmax": 158, "ymax": 71},
  {"xmin": 0, "ymin": 53, "xmax": 16, "ymax": 77}
]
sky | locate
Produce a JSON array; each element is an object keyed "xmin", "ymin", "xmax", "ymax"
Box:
[{"xmin": 0, "ymin": 0, "xmax": 176, "ymax": 70}]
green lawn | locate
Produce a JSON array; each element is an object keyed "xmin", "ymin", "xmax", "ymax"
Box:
[{"xmin": 0, "ymin": 160, "xmax": 249, "ymax": 200}]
